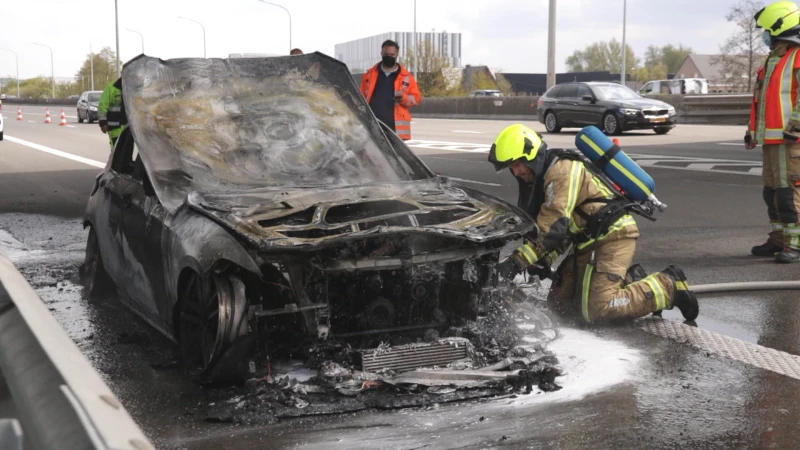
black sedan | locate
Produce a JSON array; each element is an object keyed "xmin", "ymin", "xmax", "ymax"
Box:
[
  {"xmin": 536, "ymin": 81, "xmax": 677, "ymax": 135},
  {"xmin": 80, "ymin": 53, "xmax": 534, "ymax": 385}
]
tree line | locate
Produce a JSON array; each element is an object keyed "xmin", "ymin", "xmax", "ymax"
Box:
[
  {"xmin": 566, "ymin": 0, "xmax": 768, "ymax": 93},
  {"xmin": 1, "ymin": 47, "xmax": 117, "ymax": 99}
]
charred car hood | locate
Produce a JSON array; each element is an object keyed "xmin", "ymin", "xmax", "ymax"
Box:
[
  {"xmin": 187, "ymin": 178, "xmax": 532, "ymax": 249},
  {"xmin": 122, "ymin": 53, "xmax": 418, "ymax": 213}
]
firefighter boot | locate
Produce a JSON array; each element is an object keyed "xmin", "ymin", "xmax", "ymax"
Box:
[
  {"xmin": 776, "ymin": 248, "xmax": 800, "ymax": 263},
  {"xmin": 662, "ymin": 265, "xmax": 699, "ymax": 321},
  {"xmin": 752, "ymin": 242, "xmax": 782, "ymax": 257}
]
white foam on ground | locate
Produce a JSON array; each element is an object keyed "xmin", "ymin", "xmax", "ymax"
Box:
[
  {"xmin": 0, "ymin": 229, "xmax": 44, "ymax": 262},
  {"xmin": 510, "ymin": 327, "xmax": 643, "ymax": 407}
]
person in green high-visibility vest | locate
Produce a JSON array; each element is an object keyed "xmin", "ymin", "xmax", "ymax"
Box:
[{"xmin": 97, "ymin": 78, "xmax": 127, "ymax": 149}]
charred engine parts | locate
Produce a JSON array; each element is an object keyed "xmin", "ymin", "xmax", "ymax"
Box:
[{"xmin": 359, "ymin": 338, "xmax": 476, "ymax": 374}]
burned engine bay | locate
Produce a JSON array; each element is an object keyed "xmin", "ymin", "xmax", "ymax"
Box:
[{"xmin": 204, "ymin": 278, "xmax": 563, "ymax": 424}]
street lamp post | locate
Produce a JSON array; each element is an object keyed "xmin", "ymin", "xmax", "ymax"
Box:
[
  {"xmin": 621, "ymin": 0, "xmax": 627, "ymax": 86},
  {"xmin": 414, "ymin": 0, "xmax": 417, "ymax": 80},
  {"xmin": 126, "ymin": 28, "xmax": 144, "ymax": 54},
  {"xmin": 0, "ymin": 48, "xmax": 20, "ymax": 98},
  {"xmin": 115, "ymin": 0, "xmax": 120, "ymax": 77},
  {"xmin": 178, "ymin": 16, "xmax": 206, "ymax": 58},
  {"xmin": 32, "ymin": 42, "xmax": 55, "ymax": 99},
  {"xmin": 546, "ymin": 0, "xmax": 556, "ymax": 90},
  {"xmin": 257, "ymin": 1, "xmax": 292, "ymax": 52},
  {"xmin": 90, "ymin": 43, "xmax": 95, "ymax": 90}
]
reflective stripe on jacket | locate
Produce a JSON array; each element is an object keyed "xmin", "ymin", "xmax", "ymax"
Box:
[
  {"xmin": 749, "ymin": 45, "xmax": 800, "ymax": 145},
  {"xmin": 360, "ymin": 63, "xmax": 422, "ymax": 140},
  {"xmin": 514, "ymin": 158, "xmax": 640, "ymax": 266}
]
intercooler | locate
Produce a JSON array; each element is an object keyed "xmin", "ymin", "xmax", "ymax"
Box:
[{"xmin": 359, "ymin": 338, "xmax": 474, "ymax": 374}]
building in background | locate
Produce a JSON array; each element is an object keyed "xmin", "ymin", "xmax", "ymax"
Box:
[{"xmin": 335, "ymin": 31, "xmax": 462, "ymax": 73}]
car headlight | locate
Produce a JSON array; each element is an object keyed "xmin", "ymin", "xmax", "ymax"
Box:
[
  {"xmin": 89, "ymin": 106, "xmax": 97, "ymax": 111},
  {"xmin": 621, "ymin": 108, "xmax": 638, "ymax": 115},
  {"xmin": 667, "ymin": 106, "xmax": 676, "ymax": 114}
]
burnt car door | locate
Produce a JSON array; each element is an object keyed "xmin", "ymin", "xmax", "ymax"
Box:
[
  {"xmin": 92, "ymin": 135, "xmax": 135, "ymax": 285},
  {"xmin": 109, "ymin": 129, "xmax": 165, "ymax": 323}
]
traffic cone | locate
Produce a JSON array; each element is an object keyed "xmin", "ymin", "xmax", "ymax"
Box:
[
  {"xmin": 58, "ymin": 109, "xmax": 67, "ymax": 126},
  {"xmin": 612, "ymin": 138, "xmax": 620, "ymax": 146},
  {"xmin": 16, "ymin": 107, "xmax": 23, "ymax": 121},
  {"xmin": 44, "ymin": 108, "xmax": 52, "ymax": 124}
]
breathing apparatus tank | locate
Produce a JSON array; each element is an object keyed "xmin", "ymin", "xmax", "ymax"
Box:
[{"xmin": 574, "ymin": 126, "xmax": 667, "ymax": 212}]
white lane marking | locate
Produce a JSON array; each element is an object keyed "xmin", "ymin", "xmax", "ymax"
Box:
[
  {"xmin": 453, "ymin": 130, "xmax": 482, "ymax": 134},
  {"xmin": 444, "ymin": 176, "xmax": 502, "ymax": 187},
  {"xmin": 408, "ymin": 139, "xmax": 762, "ymax": 176},
  {"xmin": 4, "ymin": 135, "xmax": 105, "ymax": 168}
]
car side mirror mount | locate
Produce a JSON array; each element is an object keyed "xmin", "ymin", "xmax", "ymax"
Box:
[{"xmin": 582, "ymin": 95, "xmax": 594, "ymax": 102}]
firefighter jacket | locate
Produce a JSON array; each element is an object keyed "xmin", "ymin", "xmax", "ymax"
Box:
[
  {"xmin": 360, "ymin": 63, "xmax": 422, "ymax": 140},
  {"xmin": 512, "ymin": 154, "xmax": 640, "ymax": 269},
  {"xmin": 98, "ymin": 79, "xmax": 127, "ymax": 140},
  {"xmin": 749, "ymin": 43, "xmax": 800, "ymax": 144}
]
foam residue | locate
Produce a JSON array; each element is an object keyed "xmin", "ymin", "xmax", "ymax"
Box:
[{"xmin": 511, "ymin": 326, "xmax": 643, "ymax": 406}]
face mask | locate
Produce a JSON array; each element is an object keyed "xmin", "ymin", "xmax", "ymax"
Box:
[
  {"xmin": 382, "ymin": 55, "xmax": 396, "ymax": 67},
  {"xmin": 764, "ymin": 30, "xmax": 773, "ymax": 48}
]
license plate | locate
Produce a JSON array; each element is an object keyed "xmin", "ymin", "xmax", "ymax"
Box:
[{"xmin": 650, "ymin": 117, "xmax": 666, "ymax": 123}]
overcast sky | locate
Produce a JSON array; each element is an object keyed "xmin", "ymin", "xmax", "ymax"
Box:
[{"xmin": 0, "ymin": 0, "xmax": 741, "ymax": 80}]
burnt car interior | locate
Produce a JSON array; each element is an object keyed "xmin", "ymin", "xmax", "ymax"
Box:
[{"xmin": 83, "ymin": 54, "xmax": 536, "ymax": 390}]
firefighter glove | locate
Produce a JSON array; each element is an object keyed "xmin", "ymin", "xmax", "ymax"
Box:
[
  {"xmin": 527, "ymin": 263, "xmax": 552, "ymax": 280},
  {"xmin": 497, "ymin": 254, "xmax": 525, "ymax": 281}
]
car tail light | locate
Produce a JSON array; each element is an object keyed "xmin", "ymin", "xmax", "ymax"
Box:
[{"xmin": 537, "ymin": 98, "xmax": 543, "ymax": 108}]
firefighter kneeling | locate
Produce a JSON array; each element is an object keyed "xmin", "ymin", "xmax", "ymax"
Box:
[{"xmin": 490, "ymin": 124, "xmax": 699, "ymax": 323}]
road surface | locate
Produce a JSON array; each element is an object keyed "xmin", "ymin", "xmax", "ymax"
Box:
[{"xmin": 1, "ymin": 105, "xmax": 799, "ymax": 449}]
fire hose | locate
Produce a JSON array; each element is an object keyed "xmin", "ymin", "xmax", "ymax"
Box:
[{"xmin": 691, "ymin": 280, "xmax": 800, "ymax": 294}]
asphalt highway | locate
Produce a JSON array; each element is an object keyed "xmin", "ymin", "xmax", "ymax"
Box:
[{"xmin": 2, "ymin": 105, "xmax": 800, "ymax": 449}]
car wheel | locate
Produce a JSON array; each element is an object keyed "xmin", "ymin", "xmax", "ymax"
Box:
[
  {"xmin": 78, "ymin": 110, "xmax": 84, "ymax": 123},
  {"xmin": 602, "ymin": 112, "xmax": 622, "ymax": 136},
  {"xmin": 0, "ymin": 131, "xmax": 3, "ymax": 141},
  {"xmin": 654, "ymin": 127, "xmax": 670, "ymax": 135},
  {"xmin": 80, "ymin": 226, "xmax": 114, "ymax": 300},
  {"xmin": 178, "ymin": 272, "xmax": 246, "ymax": 379},
  {"xmin": 544, "ymin": 111, "xmax": 561, "ymax": 133}
]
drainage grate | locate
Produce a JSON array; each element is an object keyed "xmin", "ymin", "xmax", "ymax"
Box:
[
  {"xmin": 638, "ymin": 317, "xmax": 800, "ymax": 381},
  {"xmin": 360, "ymin": 339, "xmax": 473, "ymax": 374}
]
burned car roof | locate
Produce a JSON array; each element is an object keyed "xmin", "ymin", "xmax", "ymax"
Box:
[{"xmin": 121, "ymin": 53, "xmax": 415, "ymax": 212}]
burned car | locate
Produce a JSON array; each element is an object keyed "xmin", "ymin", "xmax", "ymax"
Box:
[{"xmin": 81, "ymin": 53, "xmax": 535, "ymax": 385}]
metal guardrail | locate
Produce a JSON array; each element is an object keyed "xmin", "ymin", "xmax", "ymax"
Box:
[
  {"xmin": 409, "ymin": 94, "xmax": 752, "ymax": 125},
  {"xmin": 3, "ymin": 94, "xmax": 754, "ymax": 125},
  {"xmin": 0, "ymin": 251, "xmax": 154, "ymax": 450}
]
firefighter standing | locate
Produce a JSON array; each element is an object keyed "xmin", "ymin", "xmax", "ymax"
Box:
[
  {"xmin": 491, "ymin": 124, "xmax": 699, "ymax": 323},
  {"xmin": 360, "ymin": 39, "xmax": 422, "ymax": 140},
  {"xmin": 747, "ymin": 1, "xmax": 800, "ymax": 263},
  {"xmin": 98, "ymin": 78, "xmax": 126, "ymax": 149}
]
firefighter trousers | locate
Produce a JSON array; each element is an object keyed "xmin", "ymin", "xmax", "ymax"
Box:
[
  {"xmin": 762, "ymin": 144, "xmax": 800, "ymax": 250},
  {"xmin": 547, "ymin": 235, "xmax": 675, "ymax": 323}
]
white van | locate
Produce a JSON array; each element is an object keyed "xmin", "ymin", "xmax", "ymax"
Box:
[{"xmin": 639, "ymin": 78, "xmax": 708, "ymax": 95}]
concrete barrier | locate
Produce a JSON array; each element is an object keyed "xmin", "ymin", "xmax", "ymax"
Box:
[
  {"xmin": 6, "ymin": 94, "xmax": 753, "ymax": 125},
  {"xmin": 411, "ymin": 94, "xmax": 751, "ymax": 125},
  {"xmin": 1, "ymin": 98, "xmax": 77, "ymax": 107},
  {"xmin": 0, "ymin": 250, "xmax": 154, "ymax": 449}
]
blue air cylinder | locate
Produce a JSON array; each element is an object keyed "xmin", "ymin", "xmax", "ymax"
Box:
[{"xmin": 574, "ymin": 126, "xmax": 666, "ymax": 211}]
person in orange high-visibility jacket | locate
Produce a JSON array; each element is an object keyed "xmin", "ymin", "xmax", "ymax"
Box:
[
  {"xmin": 747, "ymin": 1, "xmax": 800, "ymax": 263},
  {"xmin": 360, "ymin": 39, "xmax": 422, "ymax": 140}
]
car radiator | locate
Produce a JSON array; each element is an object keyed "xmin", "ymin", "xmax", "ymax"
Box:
[{"xmin": 360, "ymin": 338, "xmax": 474, "ymax": 374}]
